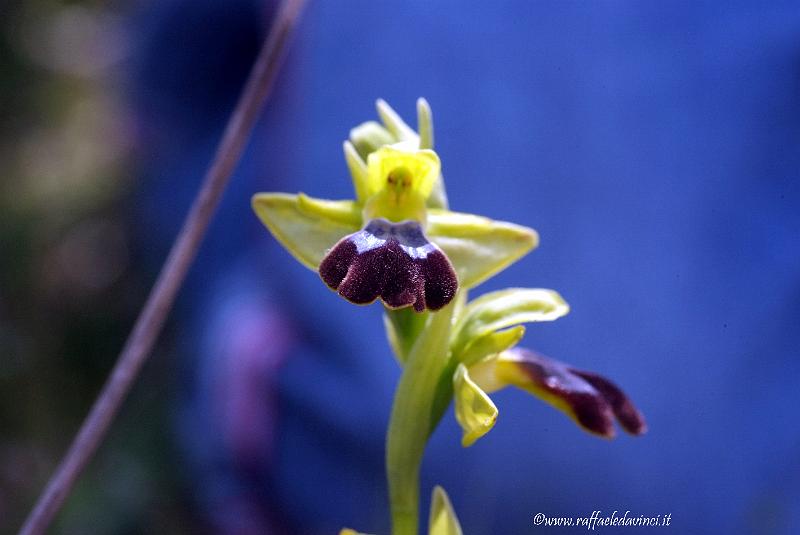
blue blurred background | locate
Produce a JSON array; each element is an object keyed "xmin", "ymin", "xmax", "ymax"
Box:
[{"xmin": 2, "ymin": 1, "xmax": 799, "ymax": 534}]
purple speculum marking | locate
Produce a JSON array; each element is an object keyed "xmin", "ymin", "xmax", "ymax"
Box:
[{"xmin": 319, "ymin": 218, "xmax": 458, "ymax": 312}]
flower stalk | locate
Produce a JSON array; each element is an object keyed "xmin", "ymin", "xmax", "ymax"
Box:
[{"xmin": 386, "ymin": 299, "xmax": 457, "ymax": 535}]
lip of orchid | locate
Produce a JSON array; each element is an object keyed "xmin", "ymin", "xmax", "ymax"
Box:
[
  {"xmin": 319, "ymin": 218, "xmax": 458, "ymax": 312},
  {"xmin": 495, "ymin": 347, "xmax": 648, "ymax": 438}
]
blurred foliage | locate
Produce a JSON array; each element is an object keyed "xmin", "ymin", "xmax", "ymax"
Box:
[{"xmin": 0, "ymin": 1, "xmax": 196, "ymax": 532}]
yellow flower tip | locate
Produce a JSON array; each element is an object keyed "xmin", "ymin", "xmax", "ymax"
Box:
[
  {"xmin": 524, "ymin": 226, "xmax": 540, "ymax": 252},
  {"xmin": 251, "ymin": 191, "xmax": 273, "ymax": 209},
  {"xmin": 461, "ymin": 411, "xmax": 498, "ymax": 448},
  {"xmin": 417, "ymin": 97, "xmax": 434, "ymax": 150},
  {"xmin": 416, "ymin": 97, "xmax": 431, "ymax": 115},
  {"xmin": 251, "ymin": 192, "xmax": 286, "ymax": 233}
]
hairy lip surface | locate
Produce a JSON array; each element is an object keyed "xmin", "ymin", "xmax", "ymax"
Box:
[{"xmin": 319, "ymin": 219, "xmax": 458, "ymax": 312}]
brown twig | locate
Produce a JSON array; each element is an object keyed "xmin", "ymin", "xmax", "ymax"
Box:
[{"xmin": 19, "ymin": 1, "xmax": 306, "ymax": 533}]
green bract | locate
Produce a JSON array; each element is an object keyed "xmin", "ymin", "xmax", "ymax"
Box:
[
  {"xmin": 341, "ymin": 486, "xmax": 463, "ymax": 535},
  {"xmin": 428, "ymin": 486, "xmax": 463, "ymax": 535}
]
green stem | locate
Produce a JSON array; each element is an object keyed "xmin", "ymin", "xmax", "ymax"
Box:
[
  {"xmin": 386, "ymin": 300, "xmax": 457, "ymax": 535},
  {"xmin": 385, "ymin": 307, "xmax": 429, "ymax": 362}
]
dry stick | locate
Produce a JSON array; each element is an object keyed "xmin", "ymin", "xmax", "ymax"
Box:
[{"xmin": 19, "ymin": 1, "xmax": 306, "ymax": 533}]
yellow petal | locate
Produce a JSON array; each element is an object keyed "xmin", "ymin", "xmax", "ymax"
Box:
[
  {"xmin": 452, "ymin": 288, "xmax": 569, "ymax": 357},
  {"xmin": 453, "ymin": 363, "xmax": 498, "ymax": 447},
  {"xmin": 251, "ymin": 193, "xmax": 360, "ymax": 269},
  {"xmin": 427, "ymin": 210, "xmax": 538, "ymax": 289}
]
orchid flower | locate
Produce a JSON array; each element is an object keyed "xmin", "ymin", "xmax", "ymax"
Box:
[
  {"xmin": 251, "ymin": 100, "xmax": 646, "ymax": 535},
  {"xmin": 252, "ymin": 99, "xmax": 537, "ymax": 315}
]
